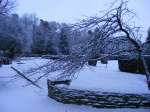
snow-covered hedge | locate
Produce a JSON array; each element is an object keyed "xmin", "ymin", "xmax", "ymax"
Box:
[{"xmin": 47, "ymin": 80, "xmax": 150, "ymax": 108}]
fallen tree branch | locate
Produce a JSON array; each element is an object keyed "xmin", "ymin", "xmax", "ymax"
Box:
[{"xmin": 11, "ymin": 66, "xmax": 42, "ymax": 89}]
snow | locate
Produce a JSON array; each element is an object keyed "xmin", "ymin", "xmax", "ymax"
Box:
[
  {"xmin": 0, "ymin": 57, "xmax": 150, "ymax": 112},
  {"xmin": 70, "ymin": 61, "xmax": 150, "ymax": 94}
]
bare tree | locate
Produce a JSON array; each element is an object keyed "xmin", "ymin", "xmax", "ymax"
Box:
[
  {"xmin": 28, "ymin": 0, "xmax": 150, "ymax": 89},
  {"xmin": 0, "ymin": 0, "xmax": 15, "ymax": 16}
]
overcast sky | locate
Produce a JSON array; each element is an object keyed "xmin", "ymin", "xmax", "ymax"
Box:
[{"xmin": 16, "ymin": 0, "xmax": 150, "ymax": 37}]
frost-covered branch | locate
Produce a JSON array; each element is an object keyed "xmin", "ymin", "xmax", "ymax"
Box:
[{"xmin": 28, "ymin": 0, "xmax": 150, "ymax": 89}]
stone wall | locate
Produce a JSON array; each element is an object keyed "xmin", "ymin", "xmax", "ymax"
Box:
[{"xmin": 47, "ymin": 80, "xmax": 150, "ymax": 108}]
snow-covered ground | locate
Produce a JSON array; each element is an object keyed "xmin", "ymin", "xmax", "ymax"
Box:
[
  {"xmin": 0, "ymin": 57, "xmax": 150, "ymax": 112},
  {"xmin": 70, "ymin": 61, "xmax": 150, "ymax": 94}
]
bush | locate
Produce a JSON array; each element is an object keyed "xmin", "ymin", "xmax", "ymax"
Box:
[
  {"xmin": 101, "ymin": 58, "xmax": 108, "ymax": 64},
  {"xmin": 0, "ymin": 57, "xmax": 12, "ymax": 65},
  {"xmin": 88, "ymin": 60, "xmax": 97, "ymax": 66},
  {"xmin": 118, "ymin": 59, "xmax": 150, "ymax": 74}
]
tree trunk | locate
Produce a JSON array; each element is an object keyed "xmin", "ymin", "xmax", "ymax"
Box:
[{"xmin": 139, "ymin": 50, "xmax": 150, "ymax": 89}]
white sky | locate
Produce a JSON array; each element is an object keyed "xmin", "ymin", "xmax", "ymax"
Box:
[{"xmin": 16, "ymin": 0, "xmax": 150, "ymax": 37}]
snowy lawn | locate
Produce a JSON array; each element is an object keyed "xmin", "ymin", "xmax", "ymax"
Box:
[
  {"xmin": 0, "ymin": 57, "xmax": 150, "ymax": 112},
  {"xmin": 70, "ymin": 61, "xmax": 150, "ymax": 94}
]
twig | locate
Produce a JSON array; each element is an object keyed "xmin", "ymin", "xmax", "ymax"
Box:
[{"xmin": 11, "ymin": 66, "xmax": 42, "ymax": 89}]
